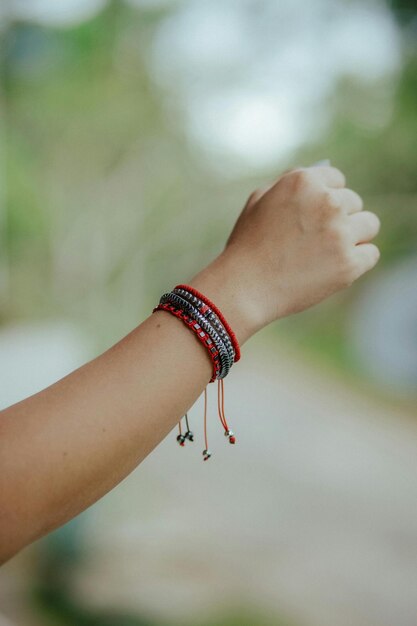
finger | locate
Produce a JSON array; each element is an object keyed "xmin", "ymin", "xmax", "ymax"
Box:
[
  {"xmin": 352, "ymin": 243, "xmax": 380, "ymax": 278},
  {"xmin": 348, "ymin": 211, "xmax": 380, "ymax": 244},
  {"xmin": 331, "ymin": 188, "xmax": 363, "ymax": 214},
  {"xmin": 308, "ymin": 165, "xmax": 346, "ymax": 188}
]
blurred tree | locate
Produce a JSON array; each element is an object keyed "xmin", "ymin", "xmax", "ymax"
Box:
[{"xmin": 389, "ymin": 0, "xmax": 417, "ymax": 24}]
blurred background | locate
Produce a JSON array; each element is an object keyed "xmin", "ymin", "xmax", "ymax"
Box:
[{"xmin": 0, "ymin": 0, "xmax": 416, "ymax": 625}]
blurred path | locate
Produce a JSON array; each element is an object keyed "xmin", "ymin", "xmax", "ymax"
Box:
[{"xmin": 74, "ymin": 334, "xmax": 417, "ymax": 626}]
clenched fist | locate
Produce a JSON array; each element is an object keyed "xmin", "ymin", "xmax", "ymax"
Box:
[{"xmin": 190, "ymin": 165, "xmax": 380, "ymax": 343}]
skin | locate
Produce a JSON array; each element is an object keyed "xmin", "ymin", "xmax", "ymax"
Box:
[{"xmin": 0, "ymin": 165, "xmax": 380, "ymax": 563}]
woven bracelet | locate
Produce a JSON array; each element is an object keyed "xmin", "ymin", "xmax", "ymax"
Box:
[
  {"xmin": 159, "ymin": 291, "xmax": 232, "ymax": 379},
  {"xmin": 174, "ymin": 284, "xmax": 241, "ymax": 362},
  {"xmin": 172, "ymin": 287, "xmax": 235, "ymax": 364}
]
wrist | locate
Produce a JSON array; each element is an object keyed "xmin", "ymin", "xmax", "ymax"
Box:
[{"xmin": 188, "ymin": 250, "xmax": 263, "ymax": 346}]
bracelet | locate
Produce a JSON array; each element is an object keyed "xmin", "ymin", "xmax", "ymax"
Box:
[
  {"xmin": 172, "ymin": 287, "xmax": 235, "ymax": 364},
  {"xmin": 152, "ymin": 284, "xmax": 241, "ymax": 461},
  {"xmin": 159, "ymin": 292, "xmax": 232, "ymax": 379},
  {"xmin": 174, "ymin": 284, "xmax": 241, "ymax": 362}
]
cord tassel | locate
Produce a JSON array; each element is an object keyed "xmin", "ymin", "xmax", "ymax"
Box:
[
  {"xmin": 176, "ymin": 413, "xmax": 194, "ymax": 446},
  {"xmin": 202, "ymin": 386, "xmax": 211, "ymax": 460},
  {"xmin": 184, "ymin": 412, "xmax": 194, "ymax": 442},
  {"xmin": 218, "ymin": 379, "xmax": 235, "ymax": 444},
  {"xmin": 217, "ymin": 379, "xmax": 227, "ymax": 431},
  {"xmin": 176, "ymin": 419, "xmax": 186, "ymax": 446}
]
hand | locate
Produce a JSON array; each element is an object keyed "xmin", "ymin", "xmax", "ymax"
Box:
[{"xmin": 191, "ymin": 165, "xmax": 380, "ymax": 343}]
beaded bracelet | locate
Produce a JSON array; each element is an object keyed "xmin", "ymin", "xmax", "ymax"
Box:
[
  {"xmin": 175, "ymin": 284, "xmax": 241, "ymax": 362},
  {"xmin": 152, "ymin": 284, "xmax": 240, "ymax": 460},
  {"xmin": 159, "ymin": 292, "xmax": 232, "ymax": 379},
  {"xmin": 173, "ymin": 287, "xmax": 235, "ymax": 364}
]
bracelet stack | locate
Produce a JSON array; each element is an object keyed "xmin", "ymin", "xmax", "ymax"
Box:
[{"xmin": 152, "ymin": 283, "xmax": 241, "ymax": 461}]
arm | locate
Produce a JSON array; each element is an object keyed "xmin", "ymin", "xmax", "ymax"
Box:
[
  {"xmin": 0, "ymin": 166, "xmax": 380, "ymax": 562},
  {"xmin": 0, "ymin": 257, "xmax": 251, "ymax": 563}
]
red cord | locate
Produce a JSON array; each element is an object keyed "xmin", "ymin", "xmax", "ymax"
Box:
[
  {"xmin": 217, "ymin": 379, "xmax": 228, "ymax": 431},
  {"xmin": 218, "ymin": 379, "xmax": 236, "ymax": 444},
  {"xmin": 203, "ymin": 386, "xmax": 208, "ymax": 451}
]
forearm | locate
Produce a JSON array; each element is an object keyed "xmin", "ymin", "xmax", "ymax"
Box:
[{"xmin": 0, "ymin": 254, "xmax": 252, "ymax": 562}]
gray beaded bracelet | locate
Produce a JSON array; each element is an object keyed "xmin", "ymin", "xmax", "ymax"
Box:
[
  {"xmin": 159, "ymin": 291, "xmax": 232, "ymax": 378},
  {"xmin": 172, "ymin": 287, "xmax": 235, "ymax": 364}
]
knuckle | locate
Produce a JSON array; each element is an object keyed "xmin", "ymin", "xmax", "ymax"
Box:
[
  {"xmin": 367, "ymin": 243, "xmax": 381, "ymax": 265},
  {"xmin": 348, "ymin": 189, "xmax": 364, "ymax": 211},
  {"xmin": 322, "ymin": 190, "xmax": 341, "ymax": 216},
  {"xmin": 339, "ymin": 255, "xmax": 358, "ymax": 286},
  {"xmin": 325, "ymin": 221, "xmax": 349, "ymax": 250},
  {"xmin": 282, "ymin": 169, "xmax": 314, "ymax": 193},
  {"xmin": 367, "ymin": 211, "xmax": 381, "ymax": 232},
  {"xmin": 335, "ymin": 168, "xmax": 347, "ymax": 187}
]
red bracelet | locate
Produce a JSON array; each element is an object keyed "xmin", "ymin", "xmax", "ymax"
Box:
[
  {"xmin": 153, "ymin": 302, "xmax": 221, "ymax": 382},
  {"xmin": 174, "ymin": 284, "xmax": 241, "ymax": 362}
]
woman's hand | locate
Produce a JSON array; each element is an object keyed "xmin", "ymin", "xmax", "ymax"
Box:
[{"xmin": 190, "ymin": 165, "xmax": 380, "ymax": 343}]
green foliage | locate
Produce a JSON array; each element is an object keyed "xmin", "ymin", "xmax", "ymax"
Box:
[
  {"xmin": 388, "ymin": 0, "xmax": 417, "ymax": 24},
  {"xmin": 33, "ymin": 584, "xmax": 158, "ymax": 626}
]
